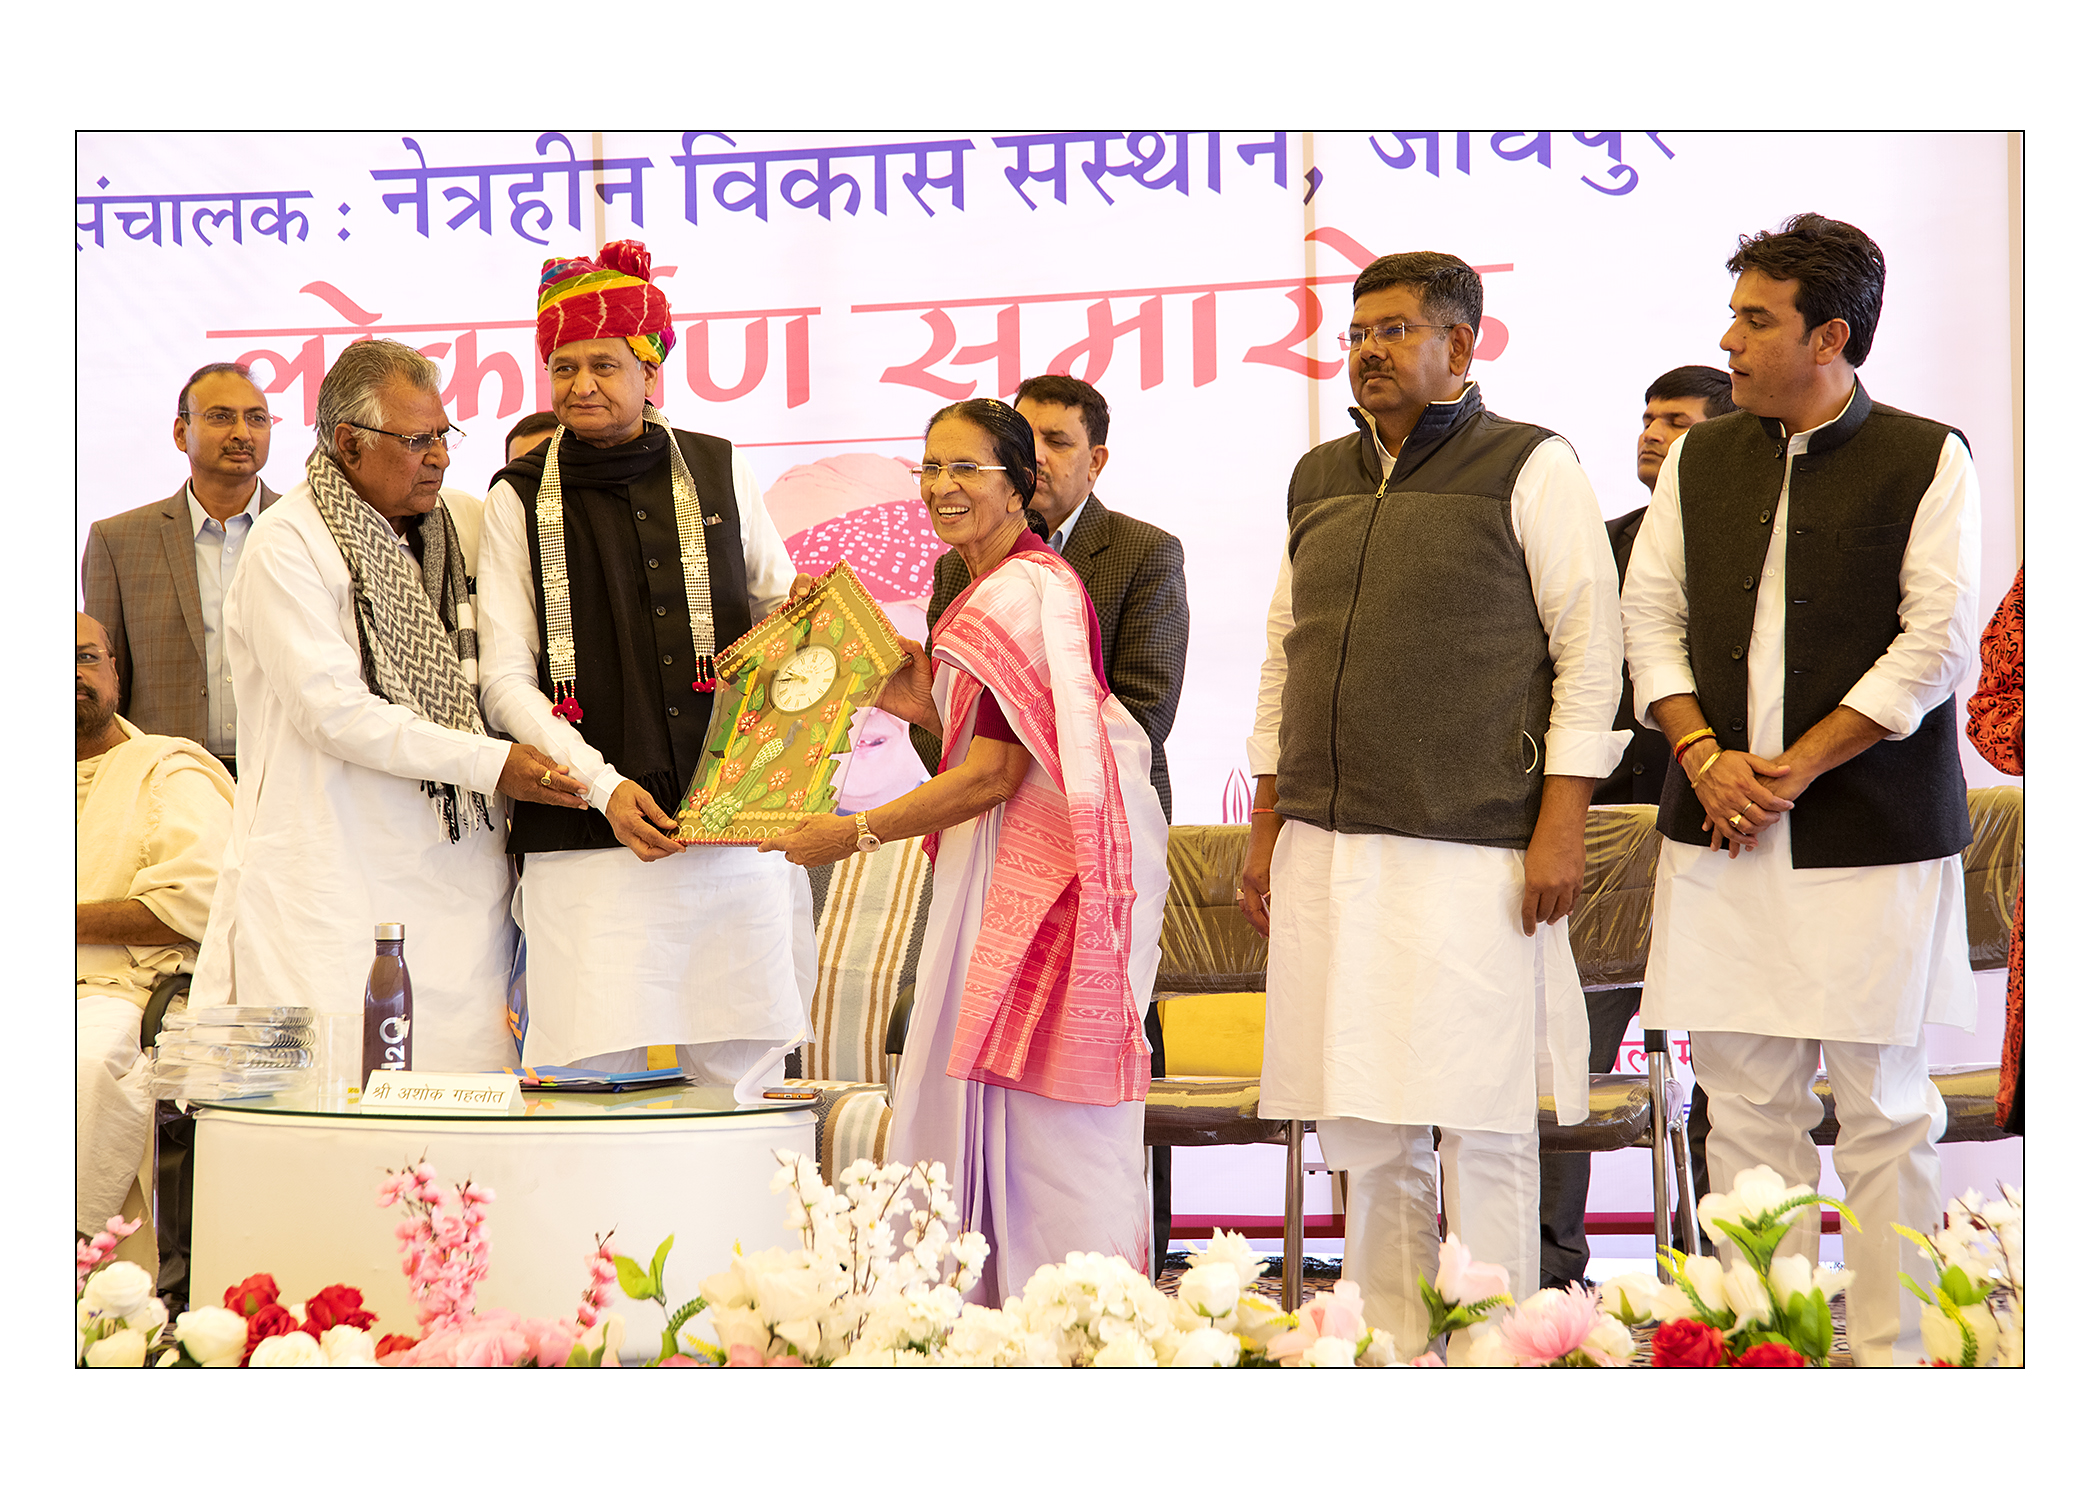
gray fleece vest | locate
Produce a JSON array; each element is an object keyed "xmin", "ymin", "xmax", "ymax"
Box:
[
  {"xmin": 1275, "ymin": 387, "xmax": 1559, "ymax": 848},
  {"xmin": 1659, "ymin": 384, "xmax": 1971, "ymax": 868}
]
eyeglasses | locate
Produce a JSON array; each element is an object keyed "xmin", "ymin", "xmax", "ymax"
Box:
[
  {"xmin": 344, "ymin": 421, "xmax": 466, "ymax": 454},
  {"xmin": 911, "ymin": 462, "xmax": 1007, "ymax": 483},
  {"xmin": 186, "ymin": 409, "xmax": 273, "ymax": 430},
  {"xmin": 77, "ymin": 648, "xmax": 111, "ymax": 668},
  {"xmin": 1337, "ymin": 321, "xmax": 1459, "ymax": 352}
]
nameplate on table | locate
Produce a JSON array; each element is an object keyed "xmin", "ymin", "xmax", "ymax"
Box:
[{"xmin": 361, "ymin": 1072, "xmax": 524, "ymax": 1114}]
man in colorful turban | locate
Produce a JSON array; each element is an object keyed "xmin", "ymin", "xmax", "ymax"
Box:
[{"xmin": 477, "ymin": 240, "xmax": 817, "ymax": 1083}]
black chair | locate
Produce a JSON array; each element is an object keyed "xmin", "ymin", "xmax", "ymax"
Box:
[{"xmin": 138, "ymin": 972, "xmax": 194, "ymax": 1307}]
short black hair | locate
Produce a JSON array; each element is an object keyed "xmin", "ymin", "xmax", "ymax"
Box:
[
  {"xmin": 1014, "ymin": 373, "xmax": 1110, "ymax": 447},
  {"xmin": 1350, "ymin": 251, "xmax": 1483, "ymax": 335},
  {"xmin": 506, "ymin": 410, "xmax": 561, "ymax": 449},
  {"xmin": 924, "ymin": 398, "xmax": 1039, "ymax": 507},
  {"xmin": 1726, "ymin": 212, "xmax": 1886, "ymax": 367},
  {"xmin": 1644, "ymin": 365, "xmax": 1737, "ymax": 418},
  {"xmin": 176, "ymin": 361, "xmax": 257, "ymax": 420}
]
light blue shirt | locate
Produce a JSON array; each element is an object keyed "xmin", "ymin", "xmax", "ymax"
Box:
[
  {"xmin": 1049, "ymin": 503, "xmax": 1085, "ymax": 555},
  {"xmin": 186, "ymin": 483, "xmax": 262, "ymax": 758}
]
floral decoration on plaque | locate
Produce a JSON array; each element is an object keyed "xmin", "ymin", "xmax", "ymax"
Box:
[{"xmin": 678, "ymin": 562, "xmax": 907, "ymax": 845}]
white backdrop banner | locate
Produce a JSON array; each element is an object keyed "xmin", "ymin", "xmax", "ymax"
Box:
[{"xmin": 77, "ymin": 131, "xmax": 2019, "ymax": 814}]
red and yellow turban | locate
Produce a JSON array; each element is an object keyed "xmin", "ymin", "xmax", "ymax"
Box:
[{"xmin": 535, "ymin": 239, "xmax": 676, "ymax": 366}]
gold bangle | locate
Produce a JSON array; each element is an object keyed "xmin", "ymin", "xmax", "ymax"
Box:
[{"xmin": 1690, "ymin": 749, "xmax": 1723, "ymax": 786}]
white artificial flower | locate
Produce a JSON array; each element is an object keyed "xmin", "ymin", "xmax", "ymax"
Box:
[
  {"xmin": 1178, "ymin": 1261, "xmax": 1243, "ymax": 1322},
  {"xmin": 699, "ymin": 1265, "xmax": 752, "ymax": 1310},
  {"xmin": 1812, "ymin": 1265, "xmax": 1854, "ymax": 1299},
  {"xmin": 78, "ymin": 1261, "xmax": 155, "ymax": 1321},
  {"xmin": 1304, "ymin": 1335, "xmax": 1357, "ymax": 1367},
  {"xmin": 1596, "ymin": 1272, "xmax": 1661, "ymax": 1324},
  {"xmin": 175, "ymin": 1305, "xmax": 249, "ymax": 1367},
  {"xmin": 1720, "ymin": 1260, "xmax": 1772, "ymax": 1327},
  {"xmin": 320, "ymin": 1325, "xmax": 379, "ymax": 1366},
  {"xmin": 130, "ymin": 1296, "xmax": 170, "ymax": 1343},
  {"xmin": 84, "ymin": 1326, "xmax": 150, "ymax": 1367},
  {"xmin": 250, "ymin": 1331, "xmax": 328, "ymax": 1367},
  {"xmin": 1358, "ymin": 1328, "xmax": 1399, "ymax": 1367},
  {"xmin": 1233, "ymin": 1296, "xmax": 1295, "ymax": 1354},
  {"xmin": 1579, "ymin": 1314, "xmax": 1635, "ymax": 1367},
  {"xmin": 1091, "ymin": 1328, "xmax": 1158, "ymax": 1367},
  {"xmin": 1680, "ymin": 1255, "xmax": 1730, "ymax": 1317},
  {"xmin": 1452, "ymin": 1324, "xmax": 1515, "ymax": 1367},
  {"xmin": 1921, "ymin": 1304, "xmax": 1998, "ymax": 1367},
  {"xmin": 1648, "ymin": 1281, "xmax": 1698, "ymax": 1325},
  {"xmin": 1171, "ymin": 1325, "xmax": 1241, "ymax": 1367},
  {"xmin": 707, "ymin": 1304, "xmax": 770, "ymax": 1356},
  {"xmin": 1696, "ymin": 1190, "xmax": 1744, "ymax": 1243},
  {"xmin": 1992, "ymin": 1303, "xmax": 2023, "ymax": 1368},
  {"xmin": 1729, "ymin": 1164, "xmax": 1809, "ymax": 1219},
  {"xmin": 1188, "ymin": 1229, "xmax": 1264, "ymax": 1292},
  {"xmin": 1767, "ymin": 1254, "xmax": 1815, "ymax": 1307}
]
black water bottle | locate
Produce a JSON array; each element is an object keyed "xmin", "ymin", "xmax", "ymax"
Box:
[{"xmin": 361, "ymin": 923, "xmax": 414, "ymax": 1085}]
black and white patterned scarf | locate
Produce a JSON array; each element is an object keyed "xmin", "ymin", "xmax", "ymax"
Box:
[{"xmin": 305, "ymin": 446, "xmax": 492, "ymax": 841}]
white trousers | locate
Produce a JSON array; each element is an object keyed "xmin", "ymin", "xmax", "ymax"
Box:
[
  {"xmin": 1318, "ymin": 1115, "xmax": 1539, "ymax": 1360},
  {"xmin": 78, "ymin": 993, "xmax": 153, "ymax": 1237},
  {"xmin": 1694, "ymin": 1029, "xmax": 1945, "ymax": 1367}
]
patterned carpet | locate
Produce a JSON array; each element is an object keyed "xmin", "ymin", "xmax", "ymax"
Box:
[{"xmin": 1154, "ymin": 1254, "xmax": 1853, "ymax": 1366}]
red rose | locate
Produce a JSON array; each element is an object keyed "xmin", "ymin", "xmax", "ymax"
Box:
[
  {"xmin": 242, "ymin": 1303, "xmax": 298, "ymax": 1365},
  {"xmin": 1649, "ymin": 1318, "xmax": 1728, "ymax": 1368},
  {"xmin": 301, "ymin": 1284, "xmax": 378, "ymax": 1336},
  {"xmin": 374, "ymin": 1333, "xmax": 422, "ymax": 1360},
  {"xmin": 1732, "ymin": 1340, "xmax": 1808, "ymax": 1368},
  {"xmin": 224, "ymin": 1272, "xmax": 281, "ymax": 1319}
]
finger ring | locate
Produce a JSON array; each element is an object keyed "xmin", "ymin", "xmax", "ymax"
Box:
[
  {"xmin": 1727, "ymin": 812, "xmax": 1744, "ymax": 826},
  {"xmin": 1741, "ymin": 801, "xmax": 1756, "ymax": 814},
  {"xmin": 1234, "ymin": 888, "xmax": 1244, "ymax": 900},
  {"xmin": 538, "ymin": 770, "xmax": 553, "ymax": 788}
]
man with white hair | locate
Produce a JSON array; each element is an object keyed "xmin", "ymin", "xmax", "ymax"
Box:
[{"xmin": 191, "ymin": 340, "xmax": 587, "ymax": 1069}]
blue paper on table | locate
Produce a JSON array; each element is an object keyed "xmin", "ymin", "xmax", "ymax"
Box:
[{"xmin": 503, "ymin": 1066, "xmax": 686, "ymax": 1092}]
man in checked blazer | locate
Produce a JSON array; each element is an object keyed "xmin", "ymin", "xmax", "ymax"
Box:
[
  {"xmin": 914, "ymin": 374, "xmax": 1189, "ymax": 821},
  {"xmin": 914, "ymin": 373, "xmax": 1190, "ymax": 1272},
  {"xmin": 83, "ymin": 363, "xmax": 279, "ymax": 774}
]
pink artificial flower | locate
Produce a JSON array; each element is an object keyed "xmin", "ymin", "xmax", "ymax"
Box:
[
  {"xmin": 1435, "ymin": 1241, "xmax": 1512, "ymax": 1306},
  {"xmin": 659, "ymin": 1355, "xmax": 701, "ymax": 1367},
  {"xmin": 727, "ymin": 1344, "xmax": 766, "ymax": 1367},
  {"xmin": 1499, "ymin": 1287, "xmax": 1603, "ymax": 1367},
  {"xmin": 765, "ymin": 1355, "xmax": 807, "ymax": 1368},
  {"xmin": 1268, "ymin": 1282, "xmax": 1369, "ymax": 1363},
  {"xmin": 1407, "ymin": 1352, "xmax": 1446, "ymax": 1367},
  {"xmin": 518, "ymin": 1317, "xmax": 578, "ymax": 1368}
]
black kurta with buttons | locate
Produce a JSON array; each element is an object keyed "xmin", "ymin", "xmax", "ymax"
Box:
[
  {"xmin": 1659, "ymin": 386, "xmax": 1971, "ymax": 869},
  {"xmin": 495, "ymin": 424, "xmax": 751, "ymax": 853}
]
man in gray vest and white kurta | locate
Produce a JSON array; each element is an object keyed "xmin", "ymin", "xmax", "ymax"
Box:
[
  {"xmin": 1622, "ymin": 213, "xmax": 1982, "ymax": 1366},
  {"xmin": 478, "ymin": 240, "xmax": 817, "ymax": 1085},
  {"xmin": 1238, "ymin": 252, "xmax": 1627, "ymax": 1357}
]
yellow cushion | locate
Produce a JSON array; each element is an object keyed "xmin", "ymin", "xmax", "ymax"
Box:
[{"xmin": 1158, "ymin": 992, "xmax": 1267, "ymax": 1077}]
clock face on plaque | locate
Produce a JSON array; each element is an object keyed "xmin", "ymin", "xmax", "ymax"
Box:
[{"xmin": 772, "ymin": 645, "xmax": 838, "ymax": 712}]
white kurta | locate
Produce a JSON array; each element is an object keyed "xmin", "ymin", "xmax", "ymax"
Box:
[
  {"xmin": 478, "ymin": 448, "xmax": 814, "ymax": 1064},
  {"xmin": 1249, "ymin": 415, "xmax": 1628, "ymax": 1132},
  {"xmin": 192, "ymin": 486, "xmax": 520, "ymax": 1072},
  {"xmin": 1622, "ymin": 414, "xmax": 1982, "ymax": 1043}
]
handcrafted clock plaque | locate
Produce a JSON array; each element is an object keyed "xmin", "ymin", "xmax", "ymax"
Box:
[{"xmin": 677, "ymin": 561, "xmax": 909, "ymax": 846}]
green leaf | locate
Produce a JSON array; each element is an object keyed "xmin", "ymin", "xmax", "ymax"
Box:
[
  {"xmin": 850, "ymin": 654, "xmax": 874, "ymax": 676},
  {"xmin": 827, "ymin": 617, "xmax": 845, "ymax": 644},
  {"xmin": 1900, "ymin": 1272, "xmax": 1936, "ymax": 1306},
  {"xmin": 1942, "ymin": 1263, "xmax": 1985, "ymax": 1305},
  {"xmin": 727, "ymin": 734, "xmax": 749, "ymax": 761},
  {"xmin": 756, "ymin": 790, "xmax": 789, "ymax": 810},
  {"xmin": 649, "ymin": 1235, "xmax": 675, "ymax": 1290},
  {"xmin": 613, "ymin": 1252, "xmax": 657, "ymax": 1302},
  {"xmin": 750, "ymin": 683, "xmax": 767, "ymax": 712},
  {"xmin": 665, "ymin": 1293, "xmax": 708, "ymax": 1336}
]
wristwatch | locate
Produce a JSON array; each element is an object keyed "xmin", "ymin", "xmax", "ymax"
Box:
[{"xmin": 854, "ymin": 812, "xmax": 881, "ymax": 854}]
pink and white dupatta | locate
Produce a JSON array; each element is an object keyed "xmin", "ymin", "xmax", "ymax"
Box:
[{"xmin": 926, "ymin": 550, "xmax": 1149, "ymax": 1107}]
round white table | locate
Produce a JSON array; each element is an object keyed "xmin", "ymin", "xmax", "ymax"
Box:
[{"xmin": 190, "ymin": 1083, "xmax": 816, "ymax": 1363}]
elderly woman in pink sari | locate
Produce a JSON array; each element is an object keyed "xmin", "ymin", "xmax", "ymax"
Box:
[{"xmin": 763, "ymin": 399, "xmax": 1169, "ymax": 1299}]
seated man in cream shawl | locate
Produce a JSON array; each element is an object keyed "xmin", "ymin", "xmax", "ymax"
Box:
[{"xmin": 76, "ymin": 613, "xmax": 235, "ymax": 1248}]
